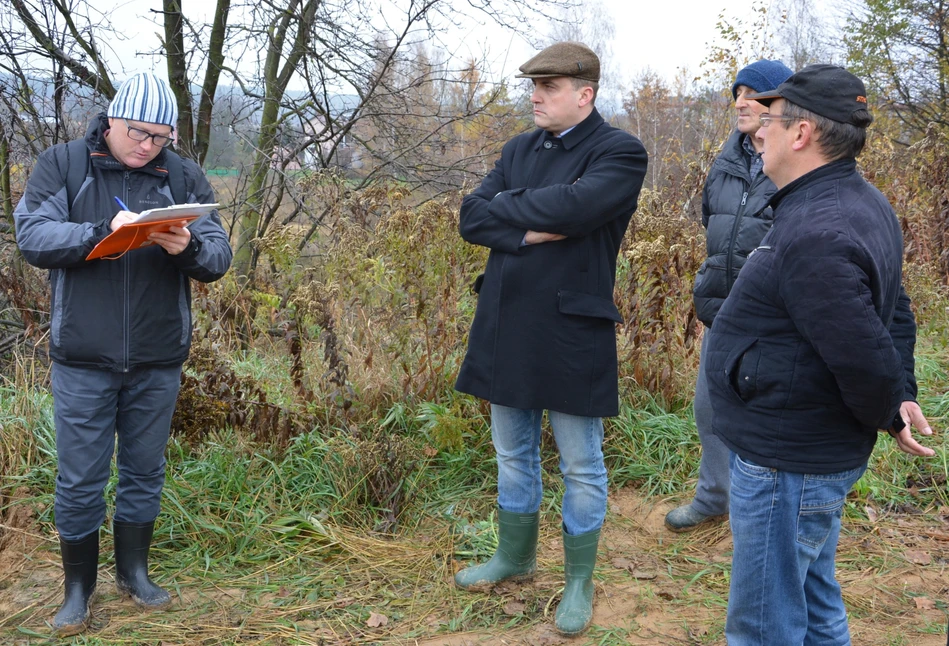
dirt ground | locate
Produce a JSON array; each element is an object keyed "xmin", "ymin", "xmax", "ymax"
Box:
[
  {"xmin": 409, "ymin": 489, "xmax": 949, "ymax": 646},
  {"xmin": 1, "ymin": 488, "xmax": 947, "ymax": 645}
]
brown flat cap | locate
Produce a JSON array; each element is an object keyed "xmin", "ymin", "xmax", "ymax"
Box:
[{"xmin": 515, "ymin": 42, "xmax": 600, "ymax": 82}]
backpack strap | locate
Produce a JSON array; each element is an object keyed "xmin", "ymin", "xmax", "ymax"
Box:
[
  {"xmin": 64, "ymin": 139, "xmax": 90, "ymax": 210},
  {"xmin": 161, "ymin": 148, "xmax": 188, "ymax": 205}
]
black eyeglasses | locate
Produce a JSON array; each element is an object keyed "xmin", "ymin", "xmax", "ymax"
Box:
[
  {"xmin": 759, "ymin": 113, "xmax": 803, "ymax": 128},
  {"xmin": 123, "ymin": 118, "xmax": 174, "ymax": 147}
]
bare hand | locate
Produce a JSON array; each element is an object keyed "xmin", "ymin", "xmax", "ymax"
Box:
[
  {"xmin": 525, "ymin": 230, "xmax": 567, "ymax": 245},
  {"xmin": 881, "ymin": 400, "xmax": 936, "ymax": 457},
  {"xmin": 110, "ymin": 210, "xmax": 137, "ymax": 231},
  {"xmin": 148, "ymin": 223, "xmax": 192, "ymax": 255}
]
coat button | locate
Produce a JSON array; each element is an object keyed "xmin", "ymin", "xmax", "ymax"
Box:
[{"xmin": 543, "ymin": 141, "xmax": 552, "ymax": 149}]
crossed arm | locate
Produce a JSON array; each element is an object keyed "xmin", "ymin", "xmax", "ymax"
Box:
[{"xmin": 459, "ymin": 137, "xmax": 647, "ymax": 251}]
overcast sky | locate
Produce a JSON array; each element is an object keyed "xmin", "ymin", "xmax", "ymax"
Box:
[
  {"xmin": 99, "ymin": 0, "xmax": 773, "ymax": 91},
  {"xmin": 475, "ymin": 0, "xmax": 762, "ymax": 85}
]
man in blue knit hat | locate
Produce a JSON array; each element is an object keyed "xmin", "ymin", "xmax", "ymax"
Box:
[
  {"xmin": 15, "ymin": 71, "xmax": 232, "ymax": 635},
  {"xmin": 665, "ymin": 59, "xmax": 793, "ymax": 532}
]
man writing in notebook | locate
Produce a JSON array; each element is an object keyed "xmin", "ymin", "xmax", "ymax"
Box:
[{"xmin": 14, "ymin": 72, "xmax": 232, "ymax": 635}]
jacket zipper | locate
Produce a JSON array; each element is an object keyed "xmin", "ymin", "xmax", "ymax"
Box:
[
  {"xmin": 724, "ymin": 187, "xmax": 748, "ymax": 292},
  {"xmin": 724, "ymin": 160, "xmax": 766, "ymax": 292},
  {"xmin": 123, "ymin": 171, "xmax": 130, "ymax": 373}
]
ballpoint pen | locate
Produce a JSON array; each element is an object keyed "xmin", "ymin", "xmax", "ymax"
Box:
[{"xmin": 114, "ymin": 196, "xmax": 130, "ymax": 211}]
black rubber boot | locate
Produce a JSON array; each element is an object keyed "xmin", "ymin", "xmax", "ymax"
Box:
[
  {"xmin": 52, "ymin": 530, "xmax": 98, "ymax": 636},
  {"xmin": 113, "ymin": 520, "xmax": 172, "ymax": 610}
]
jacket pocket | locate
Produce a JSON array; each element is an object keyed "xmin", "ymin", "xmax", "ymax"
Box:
[
  {"xmin": 692, "ymin": 260, "xmax": 727, "ymax": 299},
  {"xmin": 558, "ymin": 290, "xmax": 624, "ymax": 324},
  {"xmin": 472, "ymin": 273, "xmax": 484, "ymax": 294},
  {"xmin": 722, "ymin": 337, "xmax": 758, "ymax": 404}
]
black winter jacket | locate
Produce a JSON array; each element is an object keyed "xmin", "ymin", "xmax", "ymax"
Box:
[
  {"xmin": 706, "ymin": 159, "xmax": 917, "ymax": 473},
  {"xmin": 455, "ymin": 109, "xmax": 647, "ymax": 417},
  {"xmin": 14, "ymin": 115, "xmax": 232, "ymax": 371},
  {"xmin": 693, "ymin": 130, "xmax": 777, "ymax": 327}
]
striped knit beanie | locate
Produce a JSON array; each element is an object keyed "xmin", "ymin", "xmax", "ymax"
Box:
[{"xmin": 107, "ymin": 72, "xmax": 178, "ymax": 128}]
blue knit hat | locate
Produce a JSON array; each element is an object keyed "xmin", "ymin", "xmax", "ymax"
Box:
[
  {"xmin": 107, "ymin": 72, "xmax": 178, "ymax": 128},
  {"xmin": 731, "ymin": 59, "xmax": 794, "ymax": 99}
]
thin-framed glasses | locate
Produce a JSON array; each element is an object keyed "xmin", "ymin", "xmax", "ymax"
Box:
[
  {"xmin": 123, "ymin": 118, "xmax": 174, "ymax": 147},
  {"xmin": 759, "ymin": 113, "xmax": 802, "ymax": 128}
]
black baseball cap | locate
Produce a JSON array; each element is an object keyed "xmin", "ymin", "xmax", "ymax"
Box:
[{"xmin": 746, "ymin": 64, "xmax": 870, "ymax": 126}]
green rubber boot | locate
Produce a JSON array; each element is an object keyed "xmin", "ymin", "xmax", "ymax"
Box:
[
  {"xmin": 554, "ymin": 527, "xmax": 599, "ymax": 636},
  {"xmin": 454, "ymin": 509, "xmax": 539, "ymax": 590}
]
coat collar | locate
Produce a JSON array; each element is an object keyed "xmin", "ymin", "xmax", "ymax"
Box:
[
  {"xmin": 711, "ymin": 129, "xmax": 756, "ymax": 179},
  {"xmin": 533, "ymin": 108, "xmax": 604, "ymax": 151},
  {"xmin": 769, "ymin": 158, "xmax": 857, "ymax": 210}
]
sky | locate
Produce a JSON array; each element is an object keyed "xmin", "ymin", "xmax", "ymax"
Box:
[
  {"xmin": 95, "ymin": 0, "xmax": 762, "ymax": 91},
  {"xmin": 470, "ymin": 0, "xmax": 761, "ymax": 86}
]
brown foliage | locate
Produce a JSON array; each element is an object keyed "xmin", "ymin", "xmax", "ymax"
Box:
[
  {"xmin": 173, "ymin": 344, "xmax": 313, "ymax": 449},
  {"xmin": 615, "ymin": 167, "xmax": 709, "ymax": 407},
  {"xmin": 0, "ymin": 244, "xmax": 49, "ymax": 358},
  {"xmin": 861, "ymin": 128, "xmax": 949, "ymax": 283}
]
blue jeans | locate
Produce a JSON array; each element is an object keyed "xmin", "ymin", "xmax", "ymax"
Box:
[
  {"xmin": 52, "ymin": 362, "xmax": 182, "ymax": 541},
  {"xmin": 490, "ymin": 404, "xmax": 607, "ymax": 536},
  {"xmin": 726, "ymin": 453, "xmax": 867, "ymax": 646}
]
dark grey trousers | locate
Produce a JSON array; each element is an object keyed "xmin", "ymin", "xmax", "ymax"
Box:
[
  {"xmin": 51, "ymin": 362, "xmax": 182, "ymax": 541},
  {"xmin": 691, "ymin": 332, "xmax": 731, "ymax": 517}
]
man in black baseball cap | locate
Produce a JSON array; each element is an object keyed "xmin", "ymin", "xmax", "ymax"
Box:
[
  {"xmin": 705, "ymin": 64, "xmax": 935, "ymax": 644},
  {"xmin": 747, "ymin": 63, "xmax": 872, "ymax": 126},
  {"xmin": 745, "ymin": 64, "xmax": 874, "ymax": 187}
]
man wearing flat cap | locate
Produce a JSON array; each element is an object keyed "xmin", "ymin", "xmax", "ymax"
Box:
[
  {"xmin": 453, "ymin": 41, "xmax": 647, "ymax": 636},
  {"xmin": 704, "ymin": 64, "xmax": 936, "ymax": 644},
  {"xmin": 15, "ymin": 72, "xmax": 232, "ymax": 635}
]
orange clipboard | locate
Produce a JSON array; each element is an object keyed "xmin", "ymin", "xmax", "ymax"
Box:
[{"xmin": 86, "ymin": 203, "xmax": 218, "ymax": 261}]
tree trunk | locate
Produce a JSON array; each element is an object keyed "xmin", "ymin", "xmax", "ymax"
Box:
[
  {"xmin": 231, "ymin": 0, "xmax": 318, "ymax": 278},
  {"xmin": 0, "ymin": 126, "xmax": 12, "ymax": 227}
]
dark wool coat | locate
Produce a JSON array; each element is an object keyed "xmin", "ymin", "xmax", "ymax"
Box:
[
  {"xmin": 693, "ymin": 130, "xmax": 778, "ymax": 327},
  {"xmin": 706, "ymin": 159, "xmax": 918, "ymax": 474},
  {"xmin": 455, "ymin": 109, "xmax": 647, "ymax": 417}
]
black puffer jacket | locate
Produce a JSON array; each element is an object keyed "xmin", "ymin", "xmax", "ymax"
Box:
[
  {"xmin": 14, "ymin": 115, "xmax": 232, "ymax": 371},
  {"xmin": 693, "ymin": 130, "xmax": 777, "ymax": 327}
]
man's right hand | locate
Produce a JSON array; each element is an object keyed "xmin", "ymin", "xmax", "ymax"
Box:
[
  {"xmin": 110, "ymin": 210, "xmax": 137, "ymax": 231},
  {"xmin": 525, "ymin": 230, "xmax": 567, "ymax": 245}
]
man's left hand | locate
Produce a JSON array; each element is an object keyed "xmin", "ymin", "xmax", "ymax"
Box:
[
  {"xmin": 883, "ymin": 401, "xmax": 936, "ymax": 457},
  {"xmin": 148, "ymin": 223, "xmax": 191, "ymax": 255}
]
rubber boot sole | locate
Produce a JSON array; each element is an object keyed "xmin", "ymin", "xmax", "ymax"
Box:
[
  {"xmin": 455, "ymin": 570, "xmax": 535, "ymax": 592},
  {"xmin": 52, "ymin": 590, "xmax": 97, "ymax": 637},
  {"xmin": 117, "ymin": 584, "xmax": 173, "ymax": 611},
  {"xmin": 664, "ymin": 513, "xmax": 728, "ymax": 533}
]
